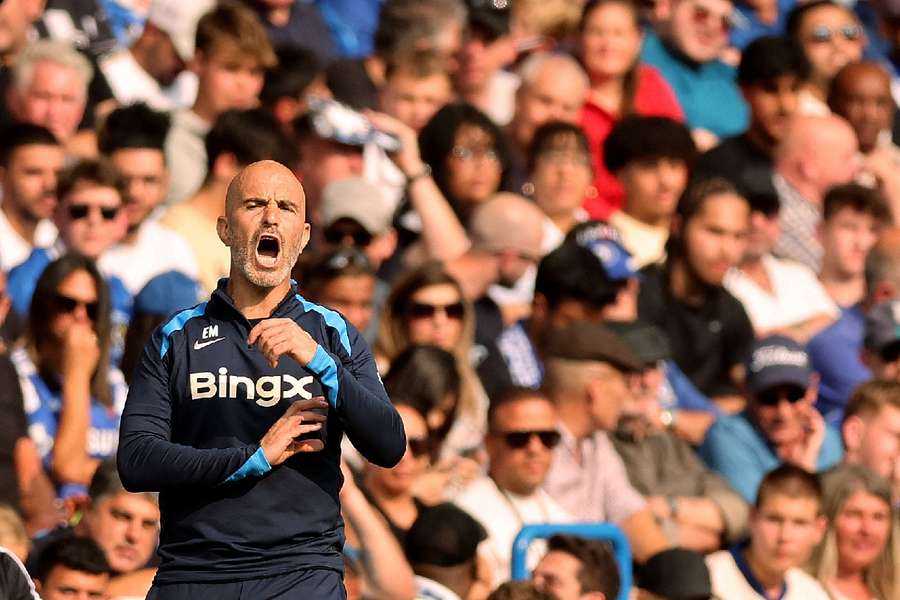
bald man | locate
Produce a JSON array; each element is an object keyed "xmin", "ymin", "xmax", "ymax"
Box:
[
  {"xmin": 773, "ymin": 114, "xmax": 859, "ymax": 270},
  {"xmin": 830, "ymin": 62, "xmax": 895, "ymax": 154},
  {"xmin": 118, "ymin": 160, "xmax": 405, "ymax": 598}
]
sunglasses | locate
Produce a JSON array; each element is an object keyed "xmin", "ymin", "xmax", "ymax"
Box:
[
  {"xmin": 407, "ymin": 301, "xmax": 465, "ymax": 321},
  {"xmin": 498, "ymin": 430, "xmax": 562, "ymax": 450},
  {"xmin": 690, "ymin": 3, "xmax": 732, "ymax": 33},
  {"xmin": 808, "ymin": 24, "xmax": 861, "ymax": 44},
  {"xmin": 407, "ymin": 437, "xmax": 431, "ymax": 458},
  {"xmin": 67, "ymin": 204, "xmax": 119, "ymax": 221},
  {"xmin": 880, "ymin": 341, "xmax": 900, "ymax": 363},
  {"xmin": 323, "ymin": 223, "xmax": 374, "ymax": 248},
  {"xmin": 322, "ymin": 248, "xmax": 372, "ymax": 273},
  {"xmin": 52, "ymin": 292, "xmax": 99, "ymax": 320},
  {"xmin": 755, "ymin": 385, "xmax": 806, "ymax": 406}
]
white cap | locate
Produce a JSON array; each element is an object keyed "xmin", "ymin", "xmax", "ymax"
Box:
[
  {"xmin": 147, "ymin": 0, "xmax": 217, "ymax": 62},
  {"xmin": 321, "ymin": 178, "xmax": 395, "ymax": 236}
]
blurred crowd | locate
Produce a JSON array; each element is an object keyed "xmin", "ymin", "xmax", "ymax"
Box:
[{"xmin": 0, "ymin": 0, "xmax": 899, "ymax": 598}]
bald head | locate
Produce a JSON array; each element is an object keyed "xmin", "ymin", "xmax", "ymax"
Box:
[
  {"xmin": 829, "ymin": 62, "xmax": 893, "ymax": 153},
  {"xmin": 514, "ymin": 53, "xmax": 589, "ymax": 146},
  {"xmin": 225, "ymin": 160, "xmax": 305, "ymax": 217},
  {"xmin": 776, "ymin": 115, "xmax": 859, "ymax": 201},
  {"xmin": 470, "ymin": 192, "xmax": 545, "ymax": 256}
]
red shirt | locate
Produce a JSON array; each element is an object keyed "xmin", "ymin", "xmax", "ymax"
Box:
[{"xmin": 579, "ymin": 64, "xmax": 683, "ymax": 220}]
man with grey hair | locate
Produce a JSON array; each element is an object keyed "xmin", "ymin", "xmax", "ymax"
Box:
[
  {"xmin": 507, "ymin": 52, "xmax": 589, "ymax": 191},
  {"xmin": 7, "ymin": 39, "xmax": 92, "ymax": 148}
]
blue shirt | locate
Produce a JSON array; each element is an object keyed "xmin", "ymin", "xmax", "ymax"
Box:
[
  {"xmin": 807, "ymin": 305, "xmax": 870, "ymax": 427},
  {"xmin": 7, "ymin": 247, "xmax": 134, "ymax": 367},
  {"xmin": 729, "ymin": 0, "xmax": 794, "ymax": 50},
  {"xmin": 699, "ymin": 411, "xmax": 844, "ymax": 502},
  {"xmin": 641, "ymin": 31, "xmax": 749, "ymax": 137},
  {"xmin": 11, "ymin": 348, "xmax": 127, "ymax": 498}
]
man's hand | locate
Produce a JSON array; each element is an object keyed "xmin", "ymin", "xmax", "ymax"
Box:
[
  {"xmin": 248, "ymin": 318, "xmax": 319, "ymax": 367},
  {"xmin": 61, "ymin": 323, "xmax": 100, "ymax": 379},
  {"xmin": 259, "ymin": 397, "xmax": 329, "ymax": 465}
]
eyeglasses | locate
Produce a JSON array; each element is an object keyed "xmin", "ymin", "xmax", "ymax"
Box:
[
  {"xmin": 407, "ymin": 301, "xmax": 465, "ymax": 321},
  {"xmin": 755, "ymin": 385, "xmax": 806, "ymax": 406},
  {"xmin": 52, "ymin": 292, "xmax": 99, "ymax": 320},
  {"xmin": 407, "ymin": 437, "xmax": 431, "ymax": 458},
  {"xmin": 497, "ymin": 430, "xmax": 562, "ymax": 450},
  {"xmin": 323, "ymin": 222, "xmax": 374, "ymax": 247},
  {"xmin": 690, "ymin": 2, "xmax": 732, "ymax": 33},
  {"xmin": 67, "ymin": 204, "xmax": 119, "ymax": 221},
  {"xmin": 450, "ymin": 146, "xmax": 499, "ymax": 162},
  {"xmin": 537, "ymin": 150, "xmax": 591, "ymax": 168},
  {"xmin": 320, "ymin": 248, "xmax": 373, "ymax": 273},
  {"xmin": 807, "ymin": 24, "xmax": 862, "ymax": 44}
]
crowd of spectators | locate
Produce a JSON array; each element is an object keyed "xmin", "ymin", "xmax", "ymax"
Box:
[{"xmin": 1, "ymin": 0, "xmax": 900, "ymax": 598}]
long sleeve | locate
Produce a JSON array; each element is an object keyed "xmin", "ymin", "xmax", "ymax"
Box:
[
  {"xmin": 117, "ymin": 329, "xmax": 255, "ymax": 491},
  {"xmin": 306, "ymin": 323, "xmax": 405, "ymax": 468}
]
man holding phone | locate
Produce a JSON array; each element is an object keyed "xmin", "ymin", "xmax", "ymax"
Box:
[
  {"xmin": 699, "ymin": 336, "xmax": 844, "ymax": 502},
  {"xmin": 118, "ymin": 160, "xmax": 406, "ymax": 598}
]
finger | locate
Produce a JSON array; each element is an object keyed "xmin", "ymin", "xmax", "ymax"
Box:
[
  {"xmin": 296, "ymin": 411, "xmax": 327, "ymax": 423},
  {"xmin": 292, "ymin": 439, "xmax": 325, "ymax": 453},
  {"xmin": 289, "ymin": 397, "xmax": 329, "ymax": 412},
  {"xmin": 248, "ymin": 319, "xmax": 291, "ymax": 344},
  {"xmin": 292, "ymin": 422, "xmax": 323, "ymax": 437}
]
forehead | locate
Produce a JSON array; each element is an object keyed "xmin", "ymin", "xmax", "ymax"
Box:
[
  {"xmin": 64, "ymin": 182, "xmax": 122, "ymax": 206},
  {"xmin": 842, "ymin": 69, "xmax": 891, "ymax": 95},
  {"xmin": 30, "ymin": 60, "xmax": 83, "ymax": 88},
  {"xmin": 493, "ymin": 397, "xmax": 557, "ymax": 429},
  {"xmin": 233, "ymin": 169, "xmax": 303, "ymax": 206},
  {"xmin": 801, "ymin": 4, "xmax": 856, "ymax": 27},
  {"xmin": 757, "ymin": 493, "xmax": 820, "ymax": 518}
]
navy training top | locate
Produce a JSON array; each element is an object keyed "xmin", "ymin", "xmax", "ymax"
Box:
[{"xmin": 117, "ymin": 279, "xmax": 406, "ymax": 583}]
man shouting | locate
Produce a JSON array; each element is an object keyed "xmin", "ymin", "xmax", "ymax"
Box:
[{"xmin": 118, "ymin": 160, "xmax": 406, "ymax": 598}]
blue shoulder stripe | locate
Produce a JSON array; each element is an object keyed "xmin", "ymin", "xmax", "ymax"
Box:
[
  {"xmin": 295, "ymin": 294, "xmax": 352, "ymax": 357},
  {"xmin": 159, "ymin": 302, "xmax": 208, "ymax": 359}
]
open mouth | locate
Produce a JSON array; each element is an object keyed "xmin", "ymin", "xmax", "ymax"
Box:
[{"xmin": 255, "ymin": 234, "xmax": 281, "ymax": 267}]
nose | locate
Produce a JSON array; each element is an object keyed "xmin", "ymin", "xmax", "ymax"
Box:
[
  {"xmin": 72, "ymin": 304, "xmax": 91, "ymax": 323},
  {"xmin": 262, "ymin": 201, "xmax": 279, "ymax": 225}
]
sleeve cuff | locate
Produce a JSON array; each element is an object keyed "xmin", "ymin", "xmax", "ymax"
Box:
[
  {"xmin": 224, "ymin": 447, "xmax": 272, "ymax": 483},
  {"xmin": 306, "ymin": 344, "xmax": 340, "ymax": 409}
]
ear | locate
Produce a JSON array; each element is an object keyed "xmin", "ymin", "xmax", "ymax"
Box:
[
  {"xmin": 188, "ymin": 50, "xmax": 205, "ymax": 75},
  {"xmin": 213, "ymin": 152, "xmax": 239, "ymax": 182},
  {"xmin": 842, "ymin": 414, "xmax": 864, "ymax": 452},
  {"xmin": 216, "ymin": 215, "xmax": 231, "ymax": 247},
  {"xmin": 813, "ymin": 514, "xmax": 828, "ymax": 544},
  {"xmin": 298, "ymin": 222, "xmax": 311, "ymax": 254}
]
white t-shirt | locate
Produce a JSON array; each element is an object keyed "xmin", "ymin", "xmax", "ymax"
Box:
[
  {"xmin": 99, "ymin": 49, "xmax": 197, "ymax": 112},
  {"xmin": 99, "ymin": 220, "xmax": 200, "ymax": 295},
  {"xmin": 724, "ymin": 254, "xmax": 839, "ymax": 333},
  {"xmin": 706, "ymin": 549, "xmax": 831, "ymax": 600},
  {"xmin": 454, "ymin": 476, "xmax": 572, "ymax": 587},
  {"xmin": 0, "ymin": 209, "xmax": 57, "ymax": 272}
]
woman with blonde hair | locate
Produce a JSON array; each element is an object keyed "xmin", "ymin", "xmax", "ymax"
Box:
[
  {"xmin": 810, "ymin": 464, "xmax": 899, "ymax": 600},
  {"xmin": 376, "ymin": 261, "xmax": 488, "ymax": 461}
]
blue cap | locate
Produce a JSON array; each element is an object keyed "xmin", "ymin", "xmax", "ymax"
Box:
[
  {"xmin": 133, "ymin": 271, "xmax": 202, "ymax": 316},
  {"xmin": 746, "ymin": 335, "xmax": 811, "ymax": 394},
  {"xmin": 569, "ymin": 221, "xmax": 638, "ymax": 281}
]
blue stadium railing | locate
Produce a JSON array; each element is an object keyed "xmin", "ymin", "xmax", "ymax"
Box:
[{"xmin": 509, "ymin": 523, "xmax": 632, "ymax": 600}]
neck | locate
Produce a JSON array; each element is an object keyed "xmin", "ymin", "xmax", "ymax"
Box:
[
  {"xmin": 588, "ymin": 75, "xmax": 624, "ymax": 115},
  {"xmin": 365, "ymin": 476, "xmax": 415, "ymax": 507},
  {"xmin": 129, "ymin": 42, "xmax": 153, "ymax": 78},
  {"xmin": 0, "ymin": 201, "xmax": 39, "ymax": 243},
  {"xmin": 555, "ymin": 395, "xmax": 594, "ymax": 439},
  {"xmin": 745, "ymin": 126, "xmax": 777, "ymax": 156},
  {"xmin": 1, "ymin": 35, "xmax": 27, "ymax": 68},
  {"xmin": 820, "ymin": 265, "xmax": 865, "ymax": 307},
  {"xmin": 836, "ymin": 563, "xmax": 867, "ymax": 582},
  {"xmin": 669, "ymin": 257, "xmax": 708, "ymax": 304},
  {"xmin": 226, "ymin": 271, "xmax": 291, "ymax": 319},
  {"xmin": 624, "ymin": 205, "xmax": 670, "ymax": 228},
  {"xmin": 549, "ymin": 211, "xmax": 579, "ymax": 235},
  {"xmin": 740, "ymin": 254, "xmax": 773, "ymax": 289},
  {"xmin": 805, "ymin": 79, "xmax": 828, "ymax": 103},
  {"xmin": 445, "ymin": 251, "xmax": 499, "ymax": 301},
  {"xmin": 744, "ymin": 545, "xmax": 786, "ymax": 597},
  {"xmin": 188, "ymin": 181, "xmax": 229, "ymax": 221},
  {"xmin": 192, "ymin": 95, "xmax": 219, "ymax": 125},
  {"xmin": 780, "ymin": 170, "xmax": 822, "ymax": 207}
]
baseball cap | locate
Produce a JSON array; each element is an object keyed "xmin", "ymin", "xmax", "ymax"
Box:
[
  {"xmin": 320, "ymin": 178, "xmax": 394, "ymax": 236},
  {"xmin": 535, "ymin": 241, "xmax": 622, "ymax": 309},
  {"xmin": 404, "ymin": 503, "xmax": 486, "ymax": 567},
  {"xmin": 606, "ymin": 320, "xmax": 672, "ymax": 366},
  {"xmin": 637, "ymin": 548, "xmax": 714, "ymax": 600},
  {"xmin": 543, "ymin": 322, "xmax": 644, "ymax": 373},
  {"xmin": 566, "ymin": 220, "xmax": 639, "ymax": 281},
  {"xmin": 133, "ymin": 271, "xmax": 203, "ymax": 316},
  {"xmin": 864, "ymin": 300, "xmax": 900, "ymax": 356},
  {"xmin": 745, "ymin": 335, "xmax": 811, "ymax": 394},
  {"xmin": 466, "ymin": 0, "xmax": 511, "ymax": 41},
  {"xmin": 147, "ymin": 0, "xmax": 216, "ymax": 63}
]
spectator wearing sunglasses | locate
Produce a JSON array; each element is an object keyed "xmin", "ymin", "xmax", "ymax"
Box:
[
  {"xmin": 541, "ymin": 321, "xmax": 671, "ymax": 564},
  {"xmin": 454, "ymin": 388, "xmax": 572, "ymax": 588},
  {"xmin": 786, "ymin": 0, "xmax": 865, "ymax": 116},
  {"xmin": 7, "ymin": 159, "xmax": 132, "ymax": 366},
  {"xmin": 376, "ymin": 262, "xmax": 490, "ymax": 461},
  {"xmin": 641, "ymin": 0, "xmax": 749, "ymax": 148},
  {"xmin": 700, "ymin": 336, "xmax": 844, "ymax": 503},
  {"xmin": 358, "ymin": 401, "xmax": 432, "ymax": 546},
  {"xmin": 10, "ymin": 254, "xmax": 127, "ymax": 499}
]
